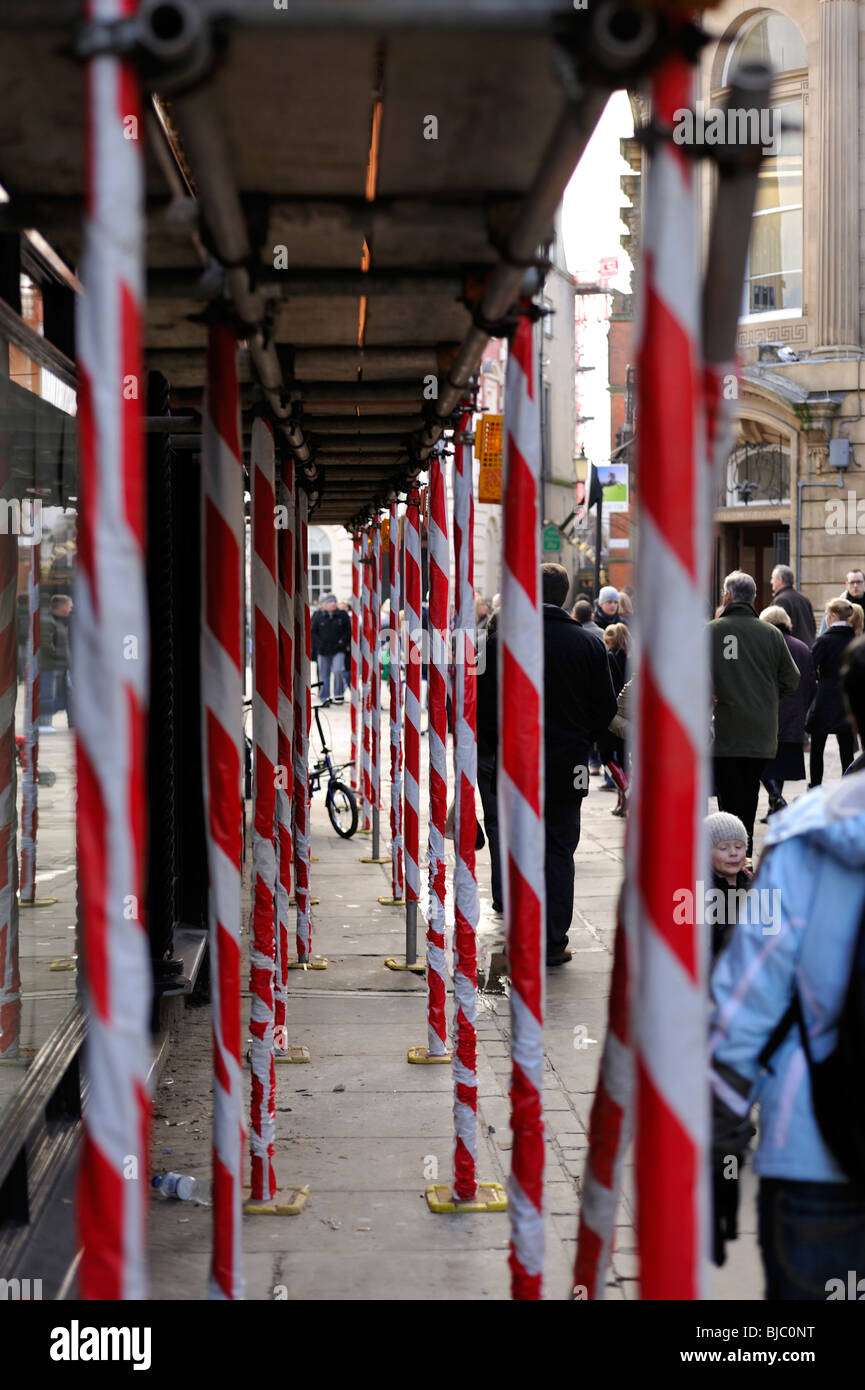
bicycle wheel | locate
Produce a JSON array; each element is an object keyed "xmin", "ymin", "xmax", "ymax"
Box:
[{"xmin": 327, "ymin": 780, "xmax": 358, "ymax": 838}]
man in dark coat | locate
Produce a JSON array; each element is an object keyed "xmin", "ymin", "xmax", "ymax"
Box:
[
  {"xmin": 709, "ymin": 571, "xmax": 800, "ymax": 857},
  {"xmin": 477, "ymin": 563, "xmax": 617, "ymax": 964},
  {"xmin": 39, "ymin": 593, "xmax": 73, "ymax": 730},
  {"xmin": 770, "ymin": 564, "xmax": 816, "ymax": 646},
  {"xmin": 817, "ymin": 568, "xmax": 865, "ymax": 635},
  {"xmin": 310, "ymin": 594, "xmax": 351, "ymax": 701}
]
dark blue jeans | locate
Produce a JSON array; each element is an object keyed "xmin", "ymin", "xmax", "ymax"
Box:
[
  {"xmin": 759, "ymin": 1178, "xmax": 865, "ymax": 1300},
  {"xmin": 316, "ymin": 652, "xmax": 346, "ymax": 701}
]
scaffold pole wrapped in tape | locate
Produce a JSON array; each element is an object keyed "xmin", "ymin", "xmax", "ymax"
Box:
[
  {"xmin": 201, "ymin": 324, "xmax": 246, "ymax": 1299},
  {"xmin": 248, "ymin": 418, "xmax": 278, "ymax": 1199},
  {"xmin": 628, "ymin": 50, "xmax": 709, "ymax": 1301},
  {"xmin": 426, "ymin": 458, "xmax": 449, "ymax": 1057},
  {"xmin": 499, "ymin": 314, "xmax": 546, "ymax": 1300},
  {"xmin": 74, "ymin": 0, "xmax": 152, "ymax": 1296},
  {"xmin": 451, "ymin": 414, "xmax": 480, "ymax": 1199}
]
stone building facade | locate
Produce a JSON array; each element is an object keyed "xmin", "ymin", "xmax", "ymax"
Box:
[{"xmin": 700, "ymin": 1, "xmax": 865, "ymax": 614}]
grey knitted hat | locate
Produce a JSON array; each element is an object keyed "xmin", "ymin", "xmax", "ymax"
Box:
[
  {"xmin": 598, "ymin": 585, "xmax": 619, "ymax": 605},
  {"xmin": 705, "ymin": 812, "xmax": 747, "ymax": 847}
]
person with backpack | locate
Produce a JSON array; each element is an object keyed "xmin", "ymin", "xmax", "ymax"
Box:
[{"xmin": 709, "ymin": 634, "xmax": 865, "ymax": 1297}]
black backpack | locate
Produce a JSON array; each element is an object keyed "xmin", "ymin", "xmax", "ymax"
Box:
[{"xmin": 759, "ymin": 896, "xmax": 865, "ymax": 1189}]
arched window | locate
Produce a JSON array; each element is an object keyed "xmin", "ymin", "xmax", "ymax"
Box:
[
  {"xmin": 307, "ymin": 526, "xmax": 332, "ymax": 604},
  {"xmin": 715, "ymin": 12, "xmax": 806, "ymax": 320}
]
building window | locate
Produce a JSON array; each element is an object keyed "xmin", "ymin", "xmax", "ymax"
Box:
[
  {"xmin": 715, "ymin": 12, "xmax": 807, "ymax": 321},
  {"xmin": 307, "ymin": 526, "xmax": 332, "ymax": 603},
  {"xmin": 720, "ymin": 426, "xmax": 791, "ymax": 508}
]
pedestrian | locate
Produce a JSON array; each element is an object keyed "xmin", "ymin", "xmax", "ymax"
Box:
[
  {"xmin": 817, "ymin": 567, "xmax": 865, "ymax": 634},
  {"xmin": 769, "ymin": 564, "xmax": 816, "ymax": 646},
  {"xmin": 600, "ymin": 622, "xmax": 631, "ymax": 815},
  {"xmin": 704, "ymin": 809, "xmax": 756, "ymax": 1268},
  {"xmin": 571, "ymin": 598, "xmax": 605, "ymax": 641},
  {"xmin": 475, "ymin": 595, "xmax": 492, "ymax": 631},
  {"xmin": 704, "ymin": 812, "xmax": 754, "ymax": 965},
  {"xmin": 709, "ymin": 635, "xmax": 865, "ymax": 1297},
  {"xmin": 475, "ymin": 610, "xmax": 502, "ymax": 913},
  {"xmin": 709, "ymin": 570, "xmax": 800, "ymax": 858},
  {"xmin": 310, "ymin": 593, "xmax": 351, "ymax": 702},
  {"xmin": 39, "ymin": 593, "xmax": 73, "ymax": 731},
  {"xmin": 758, "ymin": 605, "xmax": 816, "ymax": 819},
  {"xmin": 807, "ymin": 597, "xmax": 858, "ymax": 785},
  {"xmin": 479, "ymin": 563, "xmax": 617, "ymax": 965},
  {"xmin": 594, "ymin": 584, "xmax": 625, "ymax": 630}
]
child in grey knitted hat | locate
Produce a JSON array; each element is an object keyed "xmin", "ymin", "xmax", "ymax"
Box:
[
  {"xmin": 705, "ymin": 812, "xmax": 752, "ymax": 962},
  {"xmin": 706, "ymin": 812, "xmax": 748, "ymax": 886}
]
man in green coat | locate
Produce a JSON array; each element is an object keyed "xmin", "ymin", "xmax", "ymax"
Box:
[{"xmin": 710, "ymin": 570, "xmax": 800, "ymax": 856}]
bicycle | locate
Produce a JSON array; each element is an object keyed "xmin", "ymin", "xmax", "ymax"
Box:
[{"xmin": 309, "ymin": 681, "xmax": 358, "ymax": 838}]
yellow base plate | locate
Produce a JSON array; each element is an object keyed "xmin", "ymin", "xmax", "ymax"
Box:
[
  {"xmin": 385, "ymin": 956, "xmax": 426, "ymax": 974},
  {"xmin": 243, "ymin": 1185, "xmax": 309, "ymax": 1216},
  {"xmin": 288, "ymin": 897, "xmax": 320, "ymax": 906},
  {"xmin": 246, "ymin": 1044, "xmax": 311, "ymax": 1064},
  {"xmin": 356, "ymin": 828, "xmax": 372, "ymax": 836},
  {"xmin": 274, "ymin": 1045, "xmax": 311, "ymax": 1063},
  {"xmin": 360, "ymin": 856, "xmax": 391, "ymax": 864},
  {"xmin": 286, "ymin": 955, "xmax": 328, "ymax": 970},
  {"xmin": 425, "ymin": 1182, "xmax": 508, "ymax": 1214},
  {"xmin": 19, "ymin": 897, "xmax": 59, "ymax": 907},
  {"xmin": 378, "ymin": 896, "xmax": 406, "ymax": 906},
  {"xmin": 408, "ymin": 1045, "xmax": 450, "ymax": 1064},
  {"xmin": 48, "ymin": 958, "xmax": 77, "ymax": 971}
]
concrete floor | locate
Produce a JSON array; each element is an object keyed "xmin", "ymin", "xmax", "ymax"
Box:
[{"xmin": 144, "ymin": 696, "xmax": 828, "ymax": 1301}]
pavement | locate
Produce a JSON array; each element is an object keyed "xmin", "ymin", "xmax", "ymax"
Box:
[
  {"xmin": 144, "ymin": 695, "xmax": 847, "ymax": 1302},
  {"xmin": 0, "ymin": 697, "xmax": 76, "ymax": 1121}
]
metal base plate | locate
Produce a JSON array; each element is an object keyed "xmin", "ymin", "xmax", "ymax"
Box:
[
  {"xmin": 243, "ymin": 1185, "xmax": 309, "ymax": 1216},
  {"xmin": 425, "ymin": 1182, "xmax": 508, "ymax": 1214},
  {"xmin": 48, "ymin": 958, "xmax": 77, "ymax": 971},
  {"xmin": 275, "ymin": 1045, "xmax": 311, "ymax": 1063},
  {"xmin": 286, "ymin": 955, "xmax": 328, "ymax": 970},
  {"xmin": 288, "ymin": 897, "xmax": 320, "ymax": 906},
  {"xmin": 19, "ymin": 897, "xmax": 59, "ymax": 907},
  {"xmin": 378, "ymin": 896, "xmax": 406, "ymax": 906},
  {"xmin": 385, "ymin": 956, "xmax": 426, "ymax": 973},
  {"xmin": 407, "ymin": 1045, "xmax": 450, "ymax": 1064},
  {"xmin": 360, "ymin": 856, "xmax": 391, "ymax": 864},
  {"xmin": 246, "ymin": 1044, "xmax": 311, "ymax": 1064}
]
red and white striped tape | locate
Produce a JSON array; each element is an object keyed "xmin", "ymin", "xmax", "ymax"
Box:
[
  {"xmin": 19, "ymin": 540, "xmax": 40, "ymax": 904},
  {"xmin": 274, "ymin": 457, "xmax": 294, "ymax": 1052},
  {"xmin": 426, "ymin": 460, "xmax": 449, "ymax": 1057},
  {"xmin": 293, "ymin": 492, "xmax": 313, "ymax": 960},
  {"xmin": 350, "ymin": 533, "xmax": 361, "ymax": 791},
  {"xmin": 360, "ymin": 530, "xmax": 372, "ymax": 831},
  {"xmin": 500, "ymin": 315, "xmax": 546, "ymax": 1300},
  {"xmin": 573, "ymin": 907, "xmax": 633, "ymax": 1299},
  {"xmin": 248, "ymin": 418, "xmax": 278, "ymax": 1200},
  {"xmin": 75, "ymin": 1, "xmax": 151, "ymax": 1295},
  {"xmin": 403, "ymin": 497, "xmax": 422, "ymax": 910},
  {"xmin": 451, "ymin": 417, "xmax": 479, "ymax": 1199},
  {"xmin": 201, "ymin": 323, "xmax": 246, "ymax": 1299},
  {"xmin": 388, "ymin": 503, "xmax": 404, "ymax": 900},
  {"xmin": 629, "ymin": 54, "xmax": 708, "ymax": 1300},
  {"xmin": 370, "ymin": 520, "xmax": 382, "ymax": 816}
]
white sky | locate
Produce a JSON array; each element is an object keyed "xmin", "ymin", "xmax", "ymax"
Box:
[
  {"xmin": 561, "ymin": 90, "xmax": 635, "ymax": 468},
  {"xmin": 561, "ymin": 89, "xmax": 634, "ymax": 288}
]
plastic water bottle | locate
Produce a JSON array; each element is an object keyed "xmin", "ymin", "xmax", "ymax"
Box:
[{"xmin": 152, "ymin": 1172, "xmax": 197, "ymax": 1201}]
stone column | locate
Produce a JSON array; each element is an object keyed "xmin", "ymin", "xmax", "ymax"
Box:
[{"xmin": 815, "ymin": 0, "xmax": 860, "ymax": 353}]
